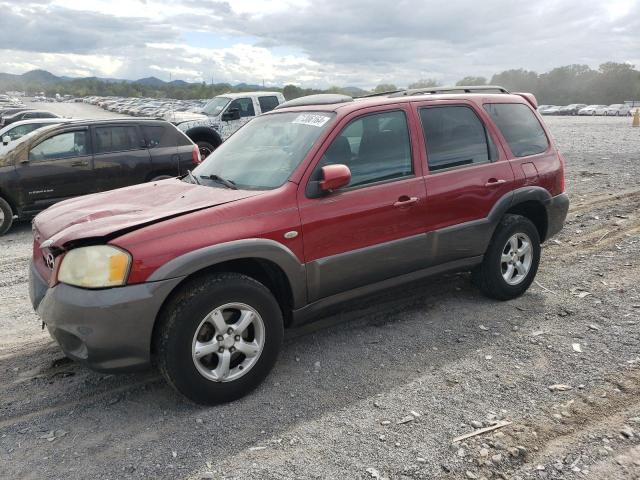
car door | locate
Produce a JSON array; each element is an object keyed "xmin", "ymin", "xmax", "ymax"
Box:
[
  {"xmin": 414, "ymin": 101, "xmax": 515, "ymax": 264},
  {"xmin": 297, "ymin": 105, "xmax": 429, "ymax": 302},
  {"xmin": 222, "ymin": 97, "xmax": 256, "ymax": 131},
  {"xmin": 92, "ymin": 124, "xmax": 152, "ymax": 190},
  {"xmin": 17, "ymin": 127, "xmax": 95, "ymax": 213}
]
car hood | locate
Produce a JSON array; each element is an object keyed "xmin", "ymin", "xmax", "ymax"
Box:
[
  {"xmin": 163, "ymin": 111, "xmax": 209, "ymax": 124},
  {"xmin": 33, "ymin": 179, "xmax": 265, "ymax": 248}
]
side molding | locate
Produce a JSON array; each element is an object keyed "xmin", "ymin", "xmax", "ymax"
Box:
[{"xmin": 147, "ymin": 238, "xmax": 307, "ymax": 308}]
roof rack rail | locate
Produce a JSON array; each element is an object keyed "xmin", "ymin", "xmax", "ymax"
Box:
[
  {"xmin": 275, "ymin": 93, "xmax": 353, "ymax": 110},
  {"xmin": 357, "ymin": 89, "xmax": 404, "ymax": 98},
  {"xmin": 388, "ymin": 85, "xmax": 510, "ymax": 98}
]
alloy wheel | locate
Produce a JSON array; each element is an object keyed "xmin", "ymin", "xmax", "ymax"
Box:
[
  {"xmin": 500, "ymin": 233, "xmax": 533, "ymax": 285},
  {"xmin": 192, "ymin": 303, "xmax": 265, "ymax": 382}
]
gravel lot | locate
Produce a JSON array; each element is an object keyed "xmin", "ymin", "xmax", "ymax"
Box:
[{"xmin": 1, "ymin": 114, "xmax": 639, "ymax": 479}]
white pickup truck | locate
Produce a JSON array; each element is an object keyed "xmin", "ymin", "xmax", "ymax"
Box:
[{"xmin": 165, "ymin": 91, "xmax": 285, "ymax": 158}]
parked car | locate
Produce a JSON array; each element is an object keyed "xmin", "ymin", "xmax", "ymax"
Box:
[
  {"xmin": 0, "ymin": 118, "xmax": 65, "ymax": 146},
  {"xmin": 1, "ymin": 110, "xmax": 59, "ymax": 127},
  {"xmin": 29, "ymin": 88, "xmax": 568, "ymax": 404},
  {"xmin": 603, "ymin": 104, "xmax": 632, "ymax": 116},
  {"xmin": 0, "ymin": 107, "xmax": 32, "ymax": 120},
  {"xmin": 165, "ymin": 91, "xmax": 286, "ymax": 158},
  {"xmin": 578, "ymin": 105, "xmax": 607, "ymax": 116},
  {"xmin": 0, "ymin": 119, "xmax": 201, "ymax": 234},
  {"xmin": 558, "ymin": 104, "xmax": 586, "ymax": 116},
  {"xmin": 538, "ymin": 105, "xmax": 561, "ymax": 115}
]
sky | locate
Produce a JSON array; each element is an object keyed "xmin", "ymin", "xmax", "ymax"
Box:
[{"xmin": 0, "ymin": 0, "xmax": 638, "ymax": 89}]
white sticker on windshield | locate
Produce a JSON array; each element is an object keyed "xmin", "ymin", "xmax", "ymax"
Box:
[{"xmin": 292, "ymin": 113, "xmax": 331, "ymax": 127}]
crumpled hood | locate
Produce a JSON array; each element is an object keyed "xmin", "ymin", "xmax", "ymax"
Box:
[
  {"xmin": 34, "ymin": 179, "xmax": 264, "ymax": 248},
  {"xmin": 164, "ymin": 111, "xmax": 210, "ymax": 124}
]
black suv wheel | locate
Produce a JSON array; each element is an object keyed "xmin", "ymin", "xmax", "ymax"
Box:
[
  {"xmin": 155, "ymin": 272, "xmax": 283, "ymax": 405},
  {"xmin": 473, "ymin": 214, "xmax": 541, "ymax": 300},
  {"xmin": 0, "ymin": 197, "xmax": 13, "ymax": 235}
]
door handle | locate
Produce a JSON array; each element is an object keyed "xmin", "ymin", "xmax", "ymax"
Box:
[
  {"xmin": 485, "ymin": 178, "xmax": 506, "ymax": 187},
  {"xmin": 71, "ymin": 160, "xmax": 88, "ymax": 167},
  {"xmin": 393, "ymin": 196, "xmax": 419, "ymax": 207}
]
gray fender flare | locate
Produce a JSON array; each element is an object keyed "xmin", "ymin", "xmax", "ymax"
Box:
[
  {"xmin": 147, "ymin": 238, "xmax": 307, "ymax": 308},
  {"xmin": 487, "ymin": 186, "xmax": 552, "ymax": 223}
]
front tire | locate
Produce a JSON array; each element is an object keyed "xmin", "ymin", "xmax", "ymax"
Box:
[
  {"xmin": 155, "ymin": 273, "xmax": 284, "ymax": 405},
  {"xmin": 196, "ymin": 140, "xmax": 216, "ymax": 160},
  {"xmin": 473, "ymin": 214, "xmax": 541, "ymax": 300},
  {"xmin": 0, "ymin": 197, "xmax": 14, "ymax": 236}
]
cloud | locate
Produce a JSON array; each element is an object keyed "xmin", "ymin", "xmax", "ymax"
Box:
[
  {"xmin": 0, "ymin": 0, "xmax": 638, "ymax": 88},
  {"xmin": 0, "ymin": 2, "xmax": 176, "ymax": 54}
]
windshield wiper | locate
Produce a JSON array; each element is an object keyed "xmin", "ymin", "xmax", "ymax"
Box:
[
  {"xmin": 184, "ymin": 169, "xmax": 200, "ymax": 185},
  {"xmin": 200, "ymin": 174, "xmax": 238, "ymax": 190}
]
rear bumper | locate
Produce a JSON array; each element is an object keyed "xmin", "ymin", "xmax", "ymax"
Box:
[
  {"xmin": 546, "ymin": 192, "xmax": 569, "ymax": 240},
  {"xmin": 29, "ymin": 261, "xmax": 183, "ymax": 372}
]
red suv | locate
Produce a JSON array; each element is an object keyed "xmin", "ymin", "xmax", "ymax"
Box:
[{"xmin": 29, "ymin": 86, "xmax": 568, "ymax": 404}]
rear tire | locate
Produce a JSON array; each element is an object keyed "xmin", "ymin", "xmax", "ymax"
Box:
[
  {"xmin": 473, "ymin": 214, "xmax": 541, "ymax": 300},
  {"xmin": 0, "ymin": 197, "xmax": 13, "ymax": 236},
  {"xmin": 155, "ymin": 273, "xmax": 284, "ymax": 405}
]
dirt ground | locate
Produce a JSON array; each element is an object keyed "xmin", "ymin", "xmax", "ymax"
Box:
[{"xmin": 1, "ymin": 115, "xmax": 639, "ymax": 480}]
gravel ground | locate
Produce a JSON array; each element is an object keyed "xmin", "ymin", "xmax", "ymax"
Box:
[{"xmin": 1, "ymin": 115, "xmax": 639, "ymax": 479}]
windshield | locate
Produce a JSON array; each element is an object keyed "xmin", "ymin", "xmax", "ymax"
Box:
[
  {"xmin": 193, "ymin": 111, "xmax": 335, "ymax": 190},
  {"xmin": 201, "ymin": 97, "xmax": 231, "ymax": 116}
]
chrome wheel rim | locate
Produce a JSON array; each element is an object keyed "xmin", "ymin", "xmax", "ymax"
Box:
[
  {"xmin": 0, "ymin": 208, "xmax": 4, "ymax": 224},
  {"xmin": 199, "ymin": 145, "xmax": 213, "ymax": 159},
  {"xmin": 501, "ymin": 233, "xmax": 533, "ymax": 285},
  {"xmin": 192, "ymin": 303, "xmax": 265, "ymax": 383}
]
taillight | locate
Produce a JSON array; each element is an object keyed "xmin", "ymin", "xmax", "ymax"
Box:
[
  {"xmin": 557, "ymin": 151, "xmax": 565, "ymax": 193},
  {"xmin": 192, "ymin": 145, "xmax": 202, "ymax": 164}
]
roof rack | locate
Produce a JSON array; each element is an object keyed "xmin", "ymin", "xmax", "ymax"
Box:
[
  {"xmin": 388, "ymin": 85, "xmax": 510, "ymax": 98},
  {"xmin": 275, "ymin": 94, "xmax": 353, "ymax": 110}
]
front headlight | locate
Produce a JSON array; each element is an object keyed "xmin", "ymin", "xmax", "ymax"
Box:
[{"xmin": 58, "ymin": 245, "xmax": 131, "ymax": 288}]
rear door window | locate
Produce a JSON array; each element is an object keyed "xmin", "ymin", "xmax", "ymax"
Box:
[
  {"xmin": 419, "ymin": 106, "xmax": 494, "ymax": 172},
  {"xmin": 94, "ymin": 126, "xmax": 141, "ymax": 153},
  {"xmin": 483, "ymin": 103, "xmax": 549, "ymax": 157},
  {"xmin": 258, "ymin": 96, "xmax": 280, "ymax": 113}
]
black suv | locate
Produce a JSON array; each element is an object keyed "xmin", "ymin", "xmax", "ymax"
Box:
[
  {"xmin": 0, "ymin": 119, "xmax": 200, "ymax": 234},
  {"xmin": 0, "ymin": 110, "xmax": 59, "ymax": 127}
]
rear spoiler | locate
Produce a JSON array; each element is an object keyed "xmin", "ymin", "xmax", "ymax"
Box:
[{"xmin": 513, "ymin": 92, "xmax": 538, "ymax": 109}]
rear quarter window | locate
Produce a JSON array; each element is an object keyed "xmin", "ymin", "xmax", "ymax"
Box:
[
  {"xmin": 141, "ymin": 125, "xmax": 166, "ymax": 147},
  {"xmin": 483, "ymin": 103, "xmax": 549, "ymax": 157}
]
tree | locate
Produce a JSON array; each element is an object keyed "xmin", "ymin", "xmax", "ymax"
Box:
[
  {"xmin": 490, "ymin": 69, "xmax": 539, "ymax": 94},
  {"xmin": 283, "ymin": 84, "xmax": 303, "ymax": 100},
  {"xmin": 456, "ymin": 76, "xmax": 487, "ymax": 86},
  {"xmin": 408, "ymin": 78, "xmax": 439, "ymax": 89},
  {"xmin": 373, "ymin": 83, "xmax": 398, "ymax": 93}
]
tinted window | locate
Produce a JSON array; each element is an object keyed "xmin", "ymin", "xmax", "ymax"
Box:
[
  {"xmin": 227, "ymin": 98, "xmax": 255, "ymax": 117},
  {"xmin": 258, "ymin": 96, "xmax": 280, "ymax": 113},
  {"xmin": 141, "ymin": 125, "xmax": 165, "ymax": 147},
  {"xmin": 95, "ymin": 126, "xmax": 140, "ymax": 153},
  {"xmin": 8, "ymin": 123, "xmax": 41, "ymax": 140},
  {"xmin": 29, "ymin": 131, "xmax": 88, "ymax": 160},
  {"xmin": 419, "ymin": 106, "xmax": 492, "ymax": 172},
  {"xmin": 483, "ymin": 103, "xmax": 549, "ymax": 157},
  {"xmin": 319, "ymin": 110, "xmax": 412, "ymax": 187}
]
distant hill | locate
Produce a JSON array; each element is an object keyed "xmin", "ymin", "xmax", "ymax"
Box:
[
  {"xmin": 134, "ymin": 76, "xmax": 166, "ymax": 87},
  {"xmin": 0, "ymin": 68, "xmax": 376, "ymax": 101}
]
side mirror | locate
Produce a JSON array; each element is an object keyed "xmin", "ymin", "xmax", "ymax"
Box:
[
  {"xmin": 2, "ymin": 135, "xmax": 10, "ymax": 146},
  {"xmin": 221, "ymin": 108, "xmax": 241, "ymax": 121},
  {"xmin": 320, "ymin": 164, "xmax": 351, "ymax": 192}
]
